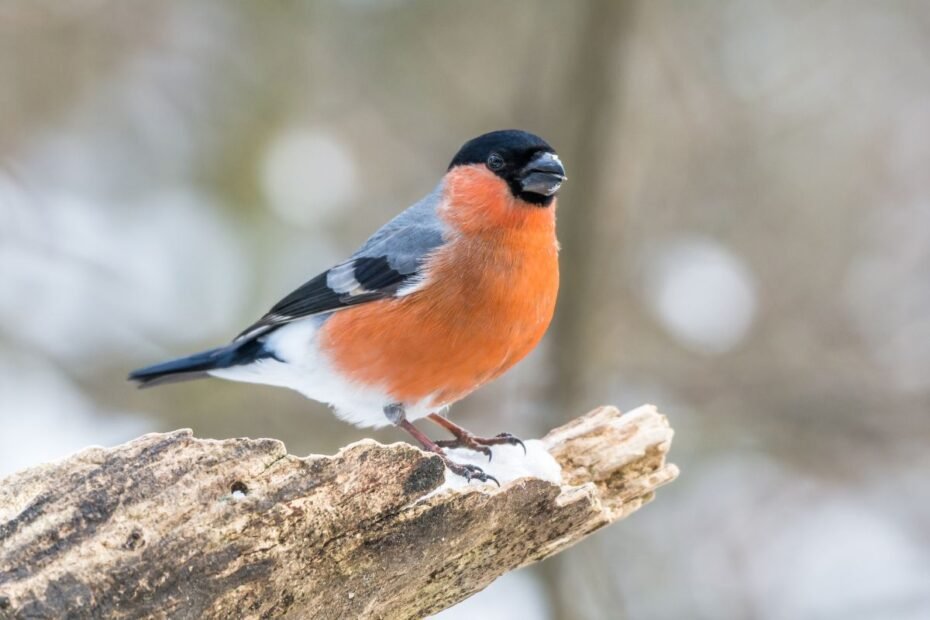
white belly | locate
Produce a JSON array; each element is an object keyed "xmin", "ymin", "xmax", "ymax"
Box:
[{"xmin": 208, "ymin": 316, "xmax": 437, "ymax": 428}]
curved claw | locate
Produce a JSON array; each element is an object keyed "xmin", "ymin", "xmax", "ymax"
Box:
[
  {"xmin": 436, "ymin": 439, "xmax": 493, "ymax": 460},
  {"xmin": 450, "ymin": 463, "xmax": 499, "ymax": 487},
  {"xmin": 434, "ymin": 430, "xmax": 526, "ymax": 463},
  {"xmin": 493, "ymin": 432, "xmax": 527, "ymax": 455},
  {"xmin": 465, "ymin": 468, "xmax": 500, "ymax": 487}
]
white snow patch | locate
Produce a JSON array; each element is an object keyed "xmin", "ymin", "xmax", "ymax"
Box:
[{"xmin": 425, "ymin": 439, "xmax": 562, "ymax": 497}]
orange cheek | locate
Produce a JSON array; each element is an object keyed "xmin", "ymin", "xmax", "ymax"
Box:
[{"xmin": 442, "ymin": 165, "xmax": 518, "ymax": 233}]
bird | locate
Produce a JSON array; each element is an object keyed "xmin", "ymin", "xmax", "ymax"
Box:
[{"xmin": 129, "ymin": 129, "xmax": 566, "ymax": 484}]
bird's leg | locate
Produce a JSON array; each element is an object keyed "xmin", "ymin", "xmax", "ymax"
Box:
[
  {"xmin": 428, "ymin": 413, "xmax": 526, "ymax": 461},
  {"xmin": 384, "ymin": 404, "xmax": 499, "ymax": 486}
]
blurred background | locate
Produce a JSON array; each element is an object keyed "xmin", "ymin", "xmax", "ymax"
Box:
[{"xmin": 2, "ymin": 1, "xmax": 929, "ymax": 618}]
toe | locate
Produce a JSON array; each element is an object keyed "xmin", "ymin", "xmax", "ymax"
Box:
[
  {"xmin": 447, "ymin": 463, "xmax": 499, "ymax": 487},
  {"xmin": 496, "ymin": 433, "xmax": 527, "ymax": 454},
  {"xmin": 480, "ymin": 472, "xmax": 501, "ymax": 487}
]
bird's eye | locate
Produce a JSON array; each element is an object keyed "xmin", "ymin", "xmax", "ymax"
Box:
[{"xmin": 487, "ymin": 153, "xmax": 505, "ymax": 171}]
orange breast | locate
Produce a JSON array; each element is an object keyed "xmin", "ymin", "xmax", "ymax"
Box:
[{"xmin": 319, "ymin": 167, "xmax": 559, "ymax": 408}]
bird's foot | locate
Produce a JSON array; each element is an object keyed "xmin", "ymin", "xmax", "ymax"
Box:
[
  {"xmin": 394, "ymin": 415, "xmax": 500, "ymax": 486},
  {"xmin": 439, "ymin": 455, "xmax": 500, "ymax": 486},
  {"xmin": 435, "ymin": 432, "xmax": 527, "ymax": 461}
]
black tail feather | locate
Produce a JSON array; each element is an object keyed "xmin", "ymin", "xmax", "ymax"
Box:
[{"xmin": 128, "ymin": 340, "xmax": 272, "ymax": 388}]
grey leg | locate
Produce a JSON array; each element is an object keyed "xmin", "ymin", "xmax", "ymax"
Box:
[{"xmin": 384, "ymin": 404, "xmax": 499, "ymax": 486}]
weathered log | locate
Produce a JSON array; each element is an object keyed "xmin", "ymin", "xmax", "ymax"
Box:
[{"xmin": 0, "ymin": 404, "xmax": 677, "ymax": 619}]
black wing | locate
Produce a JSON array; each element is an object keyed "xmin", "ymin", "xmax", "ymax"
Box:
[
  {"xmin": 235, "ymin": 187, "xmax": 445, "ymax": 341},
  {"xmin": 235, "ymin": 256, "xmax": 413, "ymax": 340}
]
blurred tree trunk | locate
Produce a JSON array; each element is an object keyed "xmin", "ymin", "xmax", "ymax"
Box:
[
  {"xmin": 539, "ymin": 1, "xmax": 640, "ymax": 618},
  {"xmin": 548, "ymin": 0, "xmax": 637, "ymax": 419}
]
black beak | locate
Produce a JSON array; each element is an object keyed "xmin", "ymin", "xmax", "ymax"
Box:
[{"xmin": 520, "ymin": 151, "xmax": 567, "ymax": 197}]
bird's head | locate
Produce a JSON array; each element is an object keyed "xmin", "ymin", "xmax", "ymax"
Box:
[{"xmin": 447, "ymin": 130, "xmax": 566, "ymax": 208}]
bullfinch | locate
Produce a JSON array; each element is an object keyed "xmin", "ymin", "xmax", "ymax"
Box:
[{"xmin": 129, "ymin": 129, "xmax": 566, "ymax": 483}]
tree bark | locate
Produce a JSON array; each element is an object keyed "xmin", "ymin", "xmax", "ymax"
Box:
[{"xmin": 0, "ymin": 405, "xmax": 677, "ymax": 620}]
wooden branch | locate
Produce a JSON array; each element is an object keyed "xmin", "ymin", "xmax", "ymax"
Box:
[{"xmin": 0, "ymin": 405, "xmax": 677, "ymax": 619}]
